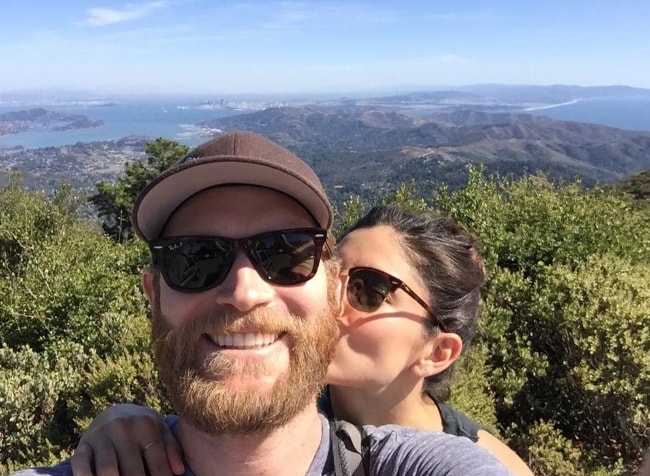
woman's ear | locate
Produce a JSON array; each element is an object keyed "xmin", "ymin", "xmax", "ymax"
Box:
[
  {"xmin": 141, "ymin": 265, "xmax": 155, "ymax": 305},
  {"xmin": 412, "ymin": 333, "xmax": 463, "ymax": 378}
]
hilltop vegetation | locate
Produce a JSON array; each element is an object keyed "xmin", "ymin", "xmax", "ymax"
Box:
[{"xmin": 1, "ymin": 138, "xmax": 649, "ymax": 474}]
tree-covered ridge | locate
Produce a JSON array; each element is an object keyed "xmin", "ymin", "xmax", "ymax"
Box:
[
  {"xmin": 610, "ymin": 169, "xmax": 650, "ymax": 204},
  {"xmin": 199, "ymin": 105, "xmax": 650, "ymax": 205},
  {"xmin": 203, "ymin": 105, "xmax": 650, "ymax": 172},
  {"xmin": 1, "ymin": 149, "xmax": 649, "ymax": 475}
]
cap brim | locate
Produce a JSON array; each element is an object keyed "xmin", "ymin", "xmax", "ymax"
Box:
[{"xmin": 134, "ymin": 159, "xmax": 332, "ymax": 242}]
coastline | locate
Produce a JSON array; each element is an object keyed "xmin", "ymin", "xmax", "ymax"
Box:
[{"xmin": 524, "ymin": 98, "xmax": 582, "ymax": 111}]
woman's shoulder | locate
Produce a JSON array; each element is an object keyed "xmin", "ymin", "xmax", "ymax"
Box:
[{"xmin": 433, "ymin": 398, "xmax": 486, "ymax": 441}]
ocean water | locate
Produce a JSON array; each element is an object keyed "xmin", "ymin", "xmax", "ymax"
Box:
[
  {"xmin": 1, "ymin": 95, "xmax": 649, "ymax": 150},
  {"xmin": 0, "ymin": 97, "xmax": 244, "ymax": 148},
  {"xmin": 526, "ymin": 96, "xmax": 650, "ymax": 131}
]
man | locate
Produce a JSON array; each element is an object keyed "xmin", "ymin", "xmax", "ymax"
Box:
[{"xmin": 14, "ymin": 132, "xmax": 510, "ymax": 475}]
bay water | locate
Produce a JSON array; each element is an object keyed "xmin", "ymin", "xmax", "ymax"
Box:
[{"xmin": 0, "ymin": 96, "xmax": 244, "ymax": 148}]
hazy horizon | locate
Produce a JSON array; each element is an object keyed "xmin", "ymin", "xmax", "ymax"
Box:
[
  {"xmin": 2, "ymin": 1, "xmax": 649, "ymax": 95},
  {"xmin": 2, "ymin": 83, "xmax": 650, "ymax": 105}
]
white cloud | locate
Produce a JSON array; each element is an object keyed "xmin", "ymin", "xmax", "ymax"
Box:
[{"xmin": 83, "ymin": 1, "xmax": 170, "ymax": 26}]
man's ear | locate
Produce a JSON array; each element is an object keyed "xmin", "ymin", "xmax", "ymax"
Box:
[
  {"xmin": 335, "ymin": 272, "xmax": 347, "ymax": 319},
  {"xmin": 327, "ymin": 258, "xmax": 346, "ymax": 320},
  {"xmin": 412, "ymin": 333, "xmax": 463, "ymax": 378},
  {"xmin": 141, "ymin": 265, "xmax": 155, "ymax": 305}
]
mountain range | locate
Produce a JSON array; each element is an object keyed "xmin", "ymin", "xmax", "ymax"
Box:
[{"xmin": 198, "ymin": 105, "xmax": 650, "ymax": 201}]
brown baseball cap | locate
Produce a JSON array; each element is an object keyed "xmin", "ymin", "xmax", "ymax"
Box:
[{"xmin": 132, "ymin": 131, "xmax": 333, "ymax": 242}]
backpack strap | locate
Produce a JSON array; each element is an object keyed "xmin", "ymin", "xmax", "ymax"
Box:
[{"xmin": 330, "ymin": 419, "xmax": 369, "ymax": 476}]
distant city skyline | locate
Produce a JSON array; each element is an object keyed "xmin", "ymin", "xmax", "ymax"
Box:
[{"xmin": 2, "ymin": 0, "xmax": 649, "ymax": 95}]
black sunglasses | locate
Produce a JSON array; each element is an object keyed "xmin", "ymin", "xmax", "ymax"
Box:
[
  {"xmin": 346, "ymin": 267, "xmax": 446, "ymax": 331},
  {"xmin": 150, "ymin": 228, "xmax": 328, "ymax": 292}
]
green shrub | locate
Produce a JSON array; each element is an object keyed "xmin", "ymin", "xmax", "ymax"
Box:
[
  {"xmin": 0, "ymin": 343, "xmax": 83, "ymax": 472},
  {"xmin": 0, "ymin": 185, "xmax": 164, "ymax": 472},
  {"xmin": 436, "ymin": 168, "xmax": 650, "ymax": 474}
]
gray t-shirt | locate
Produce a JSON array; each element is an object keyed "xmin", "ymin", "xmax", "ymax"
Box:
[{"xmin": 12, "ymin": 413, "xmax": 511, "ymax": 476}]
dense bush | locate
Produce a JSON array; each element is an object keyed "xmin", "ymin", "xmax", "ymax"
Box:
[
  {"xmin": 0, "ymin": 182, "xmax": 166, "ymax": 475},
  {"xmin": 434, "ymin": 169, "xmax": 650, "ymax": 475}
]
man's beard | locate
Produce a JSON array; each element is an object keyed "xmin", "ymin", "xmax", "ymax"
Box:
[{"xmin": 150, "ymin": 272, "xmax": 338, "ymax": 435}]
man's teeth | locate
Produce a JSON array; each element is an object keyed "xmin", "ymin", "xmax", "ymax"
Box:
[{"xmin": 210, "ymin": 333, "xmax": 279, "ymax": 348}]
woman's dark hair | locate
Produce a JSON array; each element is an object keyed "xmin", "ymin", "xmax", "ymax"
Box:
[{"xmin": 339, "ymin": 205, "xmax": 486, "ymax": 400}]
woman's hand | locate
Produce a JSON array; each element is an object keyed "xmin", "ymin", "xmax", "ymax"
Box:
[{"xmin": 70, "ymin": 404, "xmax": 184, "ymax": 476}]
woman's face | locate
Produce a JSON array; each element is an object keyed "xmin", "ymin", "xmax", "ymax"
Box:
[{"xmin": 326, "ymin": 225, "xmax": 433, "ymax": 390}]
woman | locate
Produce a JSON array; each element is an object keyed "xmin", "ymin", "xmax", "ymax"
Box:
[{"xmin": 72, "ymin": 206, "xmax": 532, "ymax": 475}]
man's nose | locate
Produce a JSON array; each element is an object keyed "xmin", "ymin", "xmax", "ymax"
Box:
[{"xmin": 212, "ymin": 252, "xmax": 275, "ymax": 311}]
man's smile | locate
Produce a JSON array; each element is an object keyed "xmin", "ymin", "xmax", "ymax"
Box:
[{"xmin": 207, "ymin": 332, "xmax": 285, "ymax": 349}]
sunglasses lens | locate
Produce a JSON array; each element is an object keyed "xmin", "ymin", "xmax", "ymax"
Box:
[
  {"xmin": 248, "ymin": 230, "xmax": 321, "ymax": 284},
  {"xmin": 347, "ymin": 268, "xmax": 392, "ymax": 312},
  {"xmin": 152, "ymin": 229, "xmax": 326, "ymax": 292},
  {"xmin": 161, "ymin": 239, "xmax": 234, "ymax": 291}
]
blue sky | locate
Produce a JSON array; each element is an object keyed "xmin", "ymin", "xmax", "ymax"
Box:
[{"xmin": 2, "ymin": 0, "xmax": 649, "ymax": 95}]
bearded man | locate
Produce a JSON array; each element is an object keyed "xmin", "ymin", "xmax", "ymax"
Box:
[{"xmin": 14, "ymin": 132, "xmax": 510, "ymax": 475}]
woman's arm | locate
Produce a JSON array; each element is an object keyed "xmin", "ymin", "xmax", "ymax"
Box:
[
  {"xmin": 476, "ymin": 429, "xmax": 534, "ymax": 476},
  {"xmin": 70, "ymin": 404, "xmax": 184, "ymax": 476}
]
